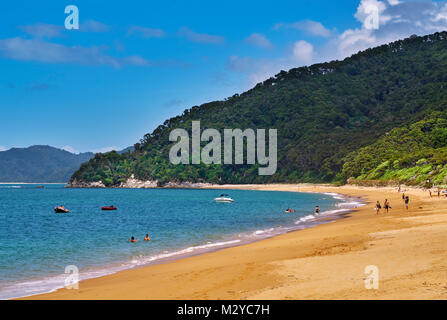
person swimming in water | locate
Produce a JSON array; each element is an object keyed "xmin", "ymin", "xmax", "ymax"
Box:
[
  {"xmin": 129, "ymin": 236, "xmax": 138, "ymax": 243},
  {"xmin": 315, "ymin": 206, "xmax": 320, "ymax": 214},
  {"xmin": 144, "ymin": 234, "xmax": 151, "ymax": 241}
]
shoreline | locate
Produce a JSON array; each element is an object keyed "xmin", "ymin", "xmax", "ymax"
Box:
[
  {"xmin": 7, "ymin": 188, "xmax": 359, "ymax": 300},
  {"xmin": 22, "ymin": 184, "xmax": 447, "ymax": 300}
]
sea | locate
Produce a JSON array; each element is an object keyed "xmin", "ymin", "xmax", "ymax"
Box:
[{"xmin": 0, "ymin": 184, "xmax": 363, "ymax": 299}]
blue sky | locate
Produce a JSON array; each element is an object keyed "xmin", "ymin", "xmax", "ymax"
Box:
[{"xmin": 1, "ymin": 0, "xmax": 447, "ymax": 153}]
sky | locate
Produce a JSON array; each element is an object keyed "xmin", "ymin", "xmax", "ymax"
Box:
[{"xmin": 1, "ymin": 0, "xmax": 447, "ymax": 153}]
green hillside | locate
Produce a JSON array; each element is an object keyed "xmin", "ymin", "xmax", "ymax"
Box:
[
  {"xmin": 70, "ymin": 32, "xmax": 447, "ymax": 187},
  {"xmin": 342, "ymin": 112, "xmax": 447, "ymax": 187}
]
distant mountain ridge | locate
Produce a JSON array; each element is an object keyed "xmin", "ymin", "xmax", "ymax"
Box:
[
  {"xmin": 0, "ymin": 145, "xmax": 134, "ymax": 182},
  {"xmin": 0, "ymin": 145, "xmax": 94, "ymax": 182}
]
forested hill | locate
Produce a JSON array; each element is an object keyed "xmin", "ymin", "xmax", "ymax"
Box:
[
  {"xmin": 71, "ymin": 32, "xmax": 447, "ymax": 187},
  {"xmin": 0, "ymin": 146, "xmax": 94, "ymax": 183}
]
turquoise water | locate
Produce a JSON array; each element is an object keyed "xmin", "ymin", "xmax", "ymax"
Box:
[{"xmin": 0, "ymin": 184, "xmax": 352, "ymax": 299}]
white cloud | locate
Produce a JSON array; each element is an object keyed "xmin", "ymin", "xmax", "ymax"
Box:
[
  {"xmin": 81, "ymin": 20, "xmax": 110, "ymax": 33},
  {"xmin": 355, "ymin": 0, "xmax": 390, "ymax": 27},
  {"xmin": 433, "ymin": 3, "xmax": 447, "ymax": 22},
  {"xmin": 61, "ymin": 145, "xmax": 79, "ymax": 154},
  {"xmin": 387, "ymin": 0, "xmax": 401, "ymax": 6},
  {"xmin": 0, "ymin": 37, "xmax": 151, "ymax": 68},
  {"xmin": 19, "ymin": 23, "xmax": 63, "ymax": 38},
  {"xmin": 245, "ymin": 33, "xmax": 272, "ymax": 49},
  {"xmin": 227, "ymin": 49, "xmax": 310, "ymax": 88},
  {"xmin": 229, "ymin": 0, "xmax": 447, "ymax": 89},
  {"xmin": 178, "ymin": 27, "xmax": 225, "ymax": 44},
  {"xmin": 127, "ymin": 26, "xmax": 165, "ymax": 38},
  {"xmin": 292, "ymin": 40, "xmax": 314, "ymax": 64},
  {"xmin": 330, "ymin": 0, "xmax": 447, "ymax": 60},
  {"xmin": 227, "ymin": 40, "xmax": 313, "ymax": 87},
  {"xmin": 274, "ymin": 20, "xmax": 332, "ymax": 37},
  {"xmin": 19, "ymin": 20, "xmax": 110, "ymax": 38}
]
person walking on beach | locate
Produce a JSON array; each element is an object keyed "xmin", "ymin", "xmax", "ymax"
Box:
[
  {"xmin": 438, "ymin": 189, "xmax": 441, "ymax": 198},
  {"xmin": 405, "ymin": 196, "xmax": 409, "ymax": 210},
  {"xmin": 384, "ymin": 199, "xmax": 391, "ymax": 213},
  {"xmin": 429, "ymin": 190, "xmax": 432, "ymax": 198},
  {"xmin": 375, "ymin": 201, "xmax": 382, "ymax": 214}
]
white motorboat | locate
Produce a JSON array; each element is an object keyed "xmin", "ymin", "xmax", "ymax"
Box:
[{"xmin": 214, "ymin": 194, "xmax": 234, "ymax": 203}]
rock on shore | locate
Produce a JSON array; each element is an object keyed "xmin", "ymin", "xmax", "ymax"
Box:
[{"xmin": 66, "ymin": 175, "xmax": 214, "ymax": 189}]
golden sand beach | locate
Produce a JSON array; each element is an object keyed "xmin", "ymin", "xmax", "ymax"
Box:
[{"xmin": 24, "ymin": 184, "xmax": 447, "ymax": 300}]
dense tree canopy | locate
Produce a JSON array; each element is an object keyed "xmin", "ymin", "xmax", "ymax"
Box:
[{"xmin": 71, "ymin": 32, "xmax": 447, "ymax": 187}]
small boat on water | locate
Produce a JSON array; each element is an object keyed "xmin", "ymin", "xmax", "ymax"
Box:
[
  {"xmin": 101, "ymin": 205, "xmax": 117, "ymax": 211},
  {"xmin": 214, "ymin": 194, "xmax": 234, "ymax": 203},
  {"xmin": 54, "ymin": 206, "xmax": 69, "ymax": 213}
]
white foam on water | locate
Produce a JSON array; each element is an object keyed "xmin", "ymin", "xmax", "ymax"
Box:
[
  {"xmin": 1, "ymin": 191, "xmax": 364, "ymax": 300},
  {"xmin": 125, "ymin": 239, "xmax": 242, "ymax": 267},
  {"xmin": 323, "ymin": 192, "xmax": 345, "ymax": 200},
  {"xmin": 296, "ymin": 214, "xmax": 315, "ymax": 223},
  {"xmin": 252, "ymin": 228, "xmax": 275, "ymax": 236},
  {"xmin": 0, "ymin": 238, "xmax": 242, "ymax": 300}
]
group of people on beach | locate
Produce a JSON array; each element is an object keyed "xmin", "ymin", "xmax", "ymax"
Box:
[
  {"xmin": 376, "ymin": 194, "xmax": 410, "ymax": 214},
  {"xmin": 375, "ymin": 199, "xmax": 392, "ymax": 214},
  {"xmin": 428, "ymin": 189, "xmax": 446, "ymax": 198},
  {"xmin": 129, "ymin": 234, "xmax": 151, "ymax": 243}
]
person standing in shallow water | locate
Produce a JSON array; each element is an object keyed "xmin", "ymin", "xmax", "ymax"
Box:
[
  {"xmin": 315, "ymin": 206, "xmax": 320, "ymax": 214},
  {"xmin": 375, "ymin": 201, "xmax": 382, "ymax": 214},
  {"xmin": 384, "ymin": 199, "xmax": 391, "ymax": 213}
]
